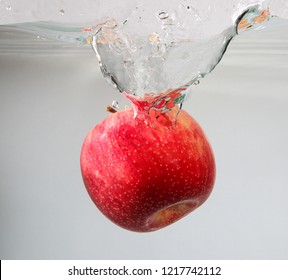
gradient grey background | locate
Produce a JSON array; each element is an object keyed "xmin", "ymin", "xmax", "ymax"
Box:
[{"xmin": 0, "ymin": 24, "xmax": 288, "ymax": 259}]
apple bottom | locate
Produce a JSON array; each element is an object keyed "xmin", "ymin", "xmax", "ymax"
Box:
[
  {"xmin": 145, "ymin": 199, "xmax": 201, "ymax": 231},
  {"xmin": 91, "ymin": 193, "xmax": 208, "ymax": 233}
]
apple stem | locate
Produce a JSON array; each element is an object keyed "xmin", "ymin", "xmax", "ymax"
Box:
[{"xmin": 106, "ymin": 106, "xmax": 117, "ymax": 113}]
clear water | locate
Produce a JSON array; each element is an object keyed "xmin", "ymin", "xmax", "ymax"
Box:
[{"xmin": 0, "ymin": 0, "xmax": 288, "ymax": 113}]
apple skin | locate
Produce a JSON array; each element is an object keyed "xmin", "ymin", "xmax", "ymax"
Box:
[{"xmin": 80, "ymin": 108, "xmax": 216, "ymax": 232}]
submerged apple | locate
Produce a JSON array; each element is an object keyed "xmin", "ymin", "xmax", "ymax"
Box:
[{"xmin": 80, "ymin": 108, "xmax": 215, "ymax": 232}]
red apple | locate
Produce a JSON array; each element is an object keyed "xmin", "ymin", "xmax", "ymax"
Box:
[{"xmin": 80, "ymin": 108, "xmax": 215, "ymax": 232}]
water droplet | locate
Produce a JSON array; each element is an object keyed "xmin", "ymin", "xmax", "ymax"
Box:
[
  {"xmin": 112, "ymin": 100, "xmax": 119, "ymax": 109},
  {"xmin": 59, "ymin": 9, "xmax": 65, "ymax": 15},
  {"xmin": 6, "ymin": 6, "xmax": 12, "ymax": 11},
  {"xmin": 158, "ymin": 12, "xmax": 169, "ymax": 20}
]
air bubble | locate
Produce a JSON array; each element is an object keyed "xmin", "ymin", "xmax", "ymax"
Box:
[
  {"xmin": 6, "ymin": 6, "xmax": 12, "ymax": 11},
  {"xmin": 158, "ymin": 12, "xmax": 169, "ymax": 20},
  {"xmin": 124, "ymin": 60, "xmax": 134, "ymax": 69},
  {"xmin": 193, "ymin": 80, "xmax": 200, "ymax": 85},
  {"xmin": 112, "ymin": 100, "xmax": 119, "ymax": 109},
  {"xmin": 59, "ymin": 9, "xmax": 65, "ymax": 15}
]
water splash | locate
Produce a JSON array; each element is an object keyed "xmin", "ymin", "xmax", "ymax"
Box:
[
  {"xmin": 237, "ymin": 4, "xmax": 271, "ymax": 33},
  {"xmin": 91, "ymin": 1, "xmax": 272, "ymax": 114},
  {"xmin": 0, "ymin": 0, "xmax": 287, "ymax": 115}
]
